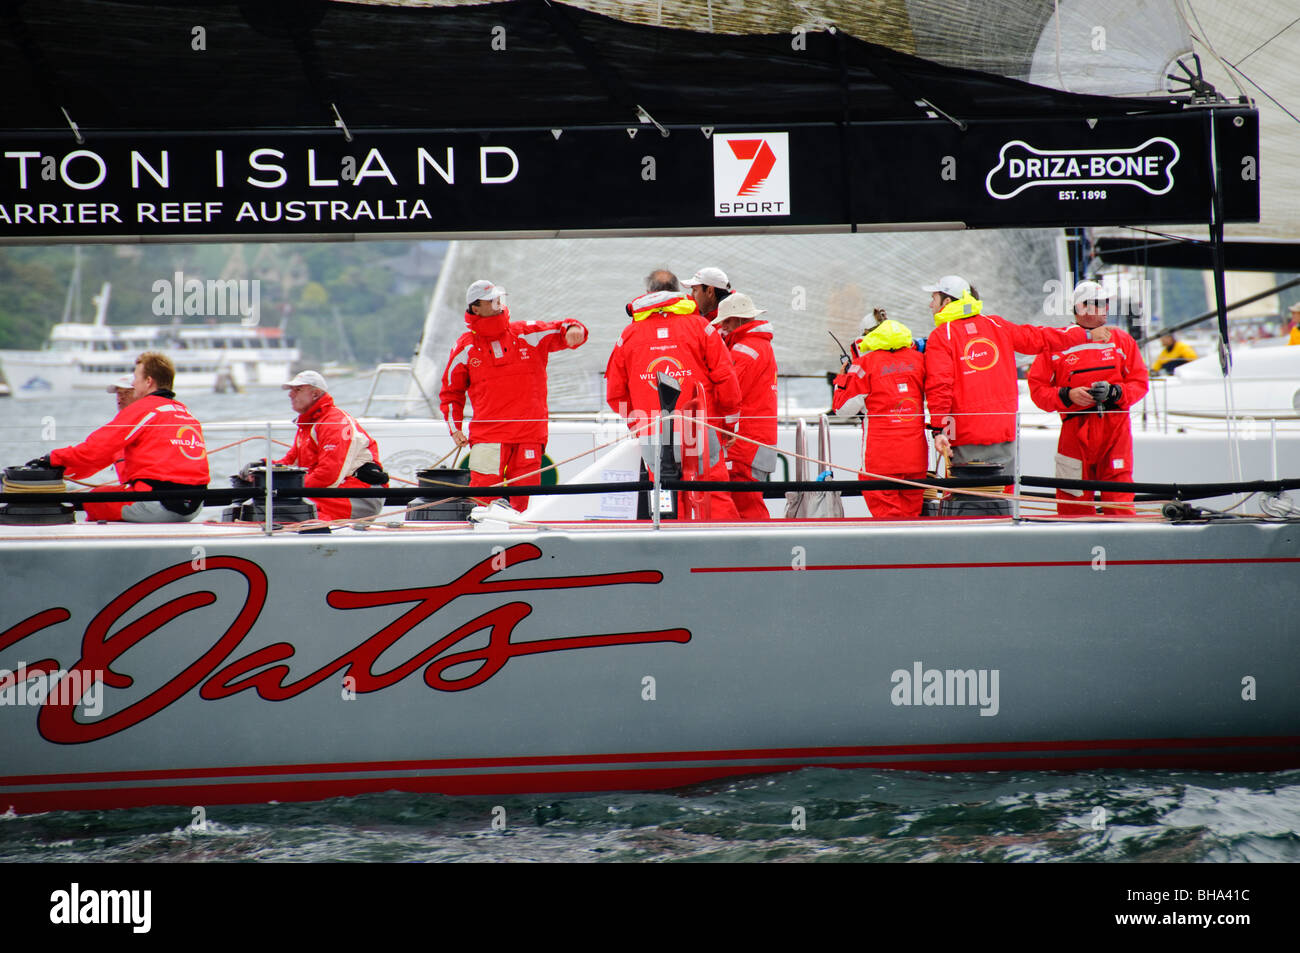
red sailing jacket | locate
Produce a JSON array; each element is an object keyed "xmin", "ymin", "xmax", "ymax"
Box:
[
  {"xmin": 606, "ymin": 301, "xmax": 741, "ymax": 427},
  {"xmin": 50, "ymin": 390, "xmax": 209, "ymax": 484},
  {"xmin": 723, "ymin": 318, "xmax": 778, "ymax": 467},
  {"xmin": 274, "ymin": 392, "xmax": 382, "ymax": 489},
  {"xmin": 925, "ymin": 313, "xmax": 1089, "ymax": 446},
  {"xmin": 1027, "ymin": 327, "xmax": 1150, "ymax": 419},
  {"xmin": 439, "ymin": 308, "xmax": 588, "ymax": 445},
  {"xmin": 833, "ymin": 345, "xmax": 928, "ymax": 474}
]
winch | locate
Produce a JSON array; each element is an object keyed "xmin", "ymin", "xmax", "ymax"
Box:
[
  {"xmin": 0, "ymin": 465, "xmax": 76, "ymax": 525},
  {"xmin": 222, "ymin": 463, "xmax": 315, "ymax": 524}
]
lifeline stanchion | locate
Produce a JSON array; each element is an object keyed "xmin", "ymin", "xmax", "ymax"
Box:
[
  {"xmin": 652, "ymin": 415, "xmax": 662, "ymax": 530},
  {"xmin": 1013, "ymin": 411, "xmax": 1022, "ymax": 522},
  {"xmin": 264, "ymin": 423, "xmax": 273, "ymax": 536}
]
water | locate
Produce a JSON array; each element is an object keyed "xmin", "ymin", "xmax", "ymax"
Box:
[
  {"xmin": 3, "ymin": 382, "xmax": 1296, "ymax": 863},
  {"xmin": 3, "ymin": 769, "xmax": 1296, "ymax": 862}
]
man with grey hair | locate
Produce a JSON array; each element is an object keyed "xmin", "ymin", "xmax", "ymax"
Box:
[
  {"xmin": 273, "ymin": 370, "xmax": 388, "ymax": 520},
  {"xmin": 645, "ymin": 269, "xmax": 681, "ymax": 293}
]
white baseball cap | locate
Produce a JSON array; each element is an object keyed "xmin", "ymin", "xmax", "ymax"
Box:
[
  {"xmin": 283, "ymin": 370, "xmax": 328, "ymax": 390},
  {"xmin": 1072, "ymin": 280, "xmax": 1113, "ymax": 308},
  {"xmin": 711, "ymin": 292, "xmax": 766, "ymax": 326},
  {"xmin": 466, "ymin": 279, "xmax": 507, "ymax": 307},
  {"xmin": 105, "ymin": 374, "xmax": 134, "ymax": 393},
  {"xmin": 683, "ymin": 267, "xmax": 730, "ymax": 291},
  {"xmin": 921, "ymin": 275, "xmax": 970, "ymax": 300}
]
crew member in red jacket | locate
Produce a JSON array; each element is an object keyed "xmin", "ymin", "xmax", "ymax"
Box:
[
  {"xmin": 440, "ymin": 279, "xmax": 588, "ymax": 511},
  {"xmin": 1028, "ymin": 280, "xmax": 1150, "ymax": 516},
  {"xmin": 923, "ymin": 274, "xmax": 1109, "ymax": 479},
  {"xmin": 31, "ymin": 351, "xmax": 210, "ymax": 522},
  {"xmin": 683, "ymin": 266, "xmax": 733, "ymax": 321},
  {"xmin": 606, "ymin": 286, "xmax": 743, "ymax": 520},
  {"xmin": 832, "ymin": 319, "xmax": 928, "ymax": 518},
  {"xmin": 272, "ymin": 370, "xmax": 388, "ymax": 521},
  {"xmin": 711, "ymin": 292, "xmax": 777, "ymax": 520}
]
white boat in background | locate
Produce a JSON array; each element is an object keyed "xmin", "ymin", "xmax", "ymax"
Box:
[{"xmin": 0, "ymin": 282, "xmax": 301, "ymax": 399}]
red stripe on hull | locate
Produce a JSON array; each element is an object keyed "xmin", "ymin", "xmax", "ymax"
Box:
[
  {"xmin": 4, "ymin": 748, "xmax": 1297, "ymax": 814},
  {"xmin": 3, "ymin": 735, "xmax": 1296, "ymax": 788},
  {"xmin": 691, "ymin": 557, "xmax": 1300, "ymax": 573},
  {"xmin": 3, "ymin": 734, "xmax": 1297, "ymax": 788}
]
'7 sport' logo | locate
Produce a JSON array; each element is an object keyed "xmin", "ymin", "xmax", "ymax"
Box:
[
  {"xmin": 985, "ymin": 137, "xmax": 1179, "ymax": 200},
  {"xmin": 713, "ymin": 132, "xmax": 791, "ymax": 216}
]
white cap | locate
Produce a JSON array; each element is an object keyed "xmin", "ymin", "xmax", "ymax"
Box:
[
  {"xmin": 466, "ymin": 279, "xmax": 506, "ymax": 307},
  {"xmin": 282, "ymin": 370, "xmax": 328, "ymax": 390},
  {"xmin": 921, "ymin": 275, "xmax": 970, "ymax": 300},
  {"xmin": 1072, "ymin": 280, "xmax": 1112, "ymax": 308},
  {"xmin": 105, "ymin": 374, "xmax": 134, "ymax": 393},
  {"xmin": 711, "ymin": 292, "xmax": 766, "ymax": 326},
  {"xmin": 683, "ymin": 267, "xmax": 730, "ymax": 291},
  {"xmin": 1289, "ymin": 300, "xmax": 1300, "ymax": 313}
]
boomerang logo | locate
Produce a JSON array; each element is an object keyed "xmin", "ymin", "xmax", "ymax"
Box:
[
  {"xmin": 640, "ymin": 356, "xmax": 686, "ymax": 388},
  {"xmin": 962, "ymin": 337, "xmax": 999, "ymax": 372},
  {"xmin": 888, "ymin": 397, "xmax": 922, "ymax": 423},
  {"xmin": 985, "ymin": 137, "xmax": 1180, "ymax": 199},
  {"xmin": 171, "ymin": 425, "xmax": 206, "ymax": 460},
  {"xmin": 713, "ymin": 132, "xmax": 790, "ymax": 217}
]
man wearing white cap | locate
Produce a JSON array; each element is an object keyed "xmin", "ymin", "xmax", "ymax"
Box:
[
  {"xmin": 683, "ymin": 267, "xmax": 733, "ymax": 321},
  {"xmin": 439, "ymin": 279, "xmax": 587, "ymax": 511},
  {"xmin": 923, "ymin": 274, "xmax": 1107, "ymax": 481},
  {"xmin": 712, "ymin": 292, "xmax": 777, "ymax": 519},
  {"xmin": 1028, "ymin": 280, "xmax": 1149, "ymax": 516},
  {"xmin": 105, "ymin": 374, "xmax": 138, "ymax": 481},
  {"xmin": 274, "ymin": 369, "xmax": 388, "ymax": 520}
]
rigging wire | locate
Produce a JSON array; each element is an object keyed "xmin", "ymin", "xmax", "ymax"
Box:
[
  {"xmin": 1178, "ymin": 0, "xmax": 1250, "ymax": 100},
  {"xmin": 1231, "ymin": 13, "xmax": 1300, "ymax": 67}
]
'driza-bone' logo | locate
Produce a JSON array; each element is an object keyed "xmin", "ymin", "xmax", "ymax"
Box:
[
  {"xmin": 713, "ymin": 132, "xmax": 791, "ymax": 217},
  {"xmin": 985, "ymin": 137, "xmax": 1180, "ymax": 200}
]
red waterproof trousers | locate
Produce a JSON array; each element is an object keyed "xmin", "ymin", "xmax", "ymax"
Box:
[
  {"xmin": 1054, "ymin": 413, "xmax": 1135, "ymax": 516},
  {"xmin": 727, "ymin": 457, "xmax": 770, "ymax": 520},
  {"xmin": 468, "ymin": 442, "xmax": 544, "ymax": 511},
  {"xmin": 863, "ymin": 471, "xmax": 927, "ymax": 519}
]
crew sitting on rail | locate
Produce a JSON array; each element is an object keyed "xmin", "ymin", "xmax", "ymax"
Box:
[
  {"xmin": 264, "ymin": 370, "xmax": 389, "ymax": 521},
  {"xmin": 1286, "ymin": 302, "xmax": 1300, "ymax": 345},
  {"xmin": 25, "ymin": 351, "xmax": 210, "ymax": 522},
  {"xmin": 1151, "ymin": 332, "xmax": 1198, "ymax": 374}
]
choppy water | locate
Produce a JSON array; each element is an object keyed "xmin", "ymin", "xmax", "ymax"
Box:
[{"xmin": 3, "ymin": 768, "xmax": 1297, "ymax": 863}]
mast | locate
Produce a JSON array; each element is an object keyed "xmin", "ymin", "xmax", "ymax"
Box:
[{"xmin": 61, "ymin": 246, "xmax": 82, "ymax": 324}]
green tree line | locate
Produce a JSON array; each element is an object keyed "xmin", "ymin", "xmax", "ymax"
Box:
[{"xmin": 0, "ymin": 241, "xmax": 443, "ymax": 368}]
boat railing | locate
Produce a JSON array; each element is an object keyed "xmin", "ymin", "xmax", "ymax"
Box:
[{"xmin": 361, "ymin": 362, "xmax": 439, "ymax": 418}]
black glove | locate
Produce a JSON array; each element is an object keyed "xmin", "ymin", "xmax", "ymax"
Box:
[
  {"xmin": 354, "ymin": 461, "xmax": 389, "ymax": 486},
  {"xmin": 1087, "ymin": 380, "xmax": 1111, "ymax": 404},
  {"xmin": 24, "ymin": 455, "xmax": 52, "ymax": 469}
]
